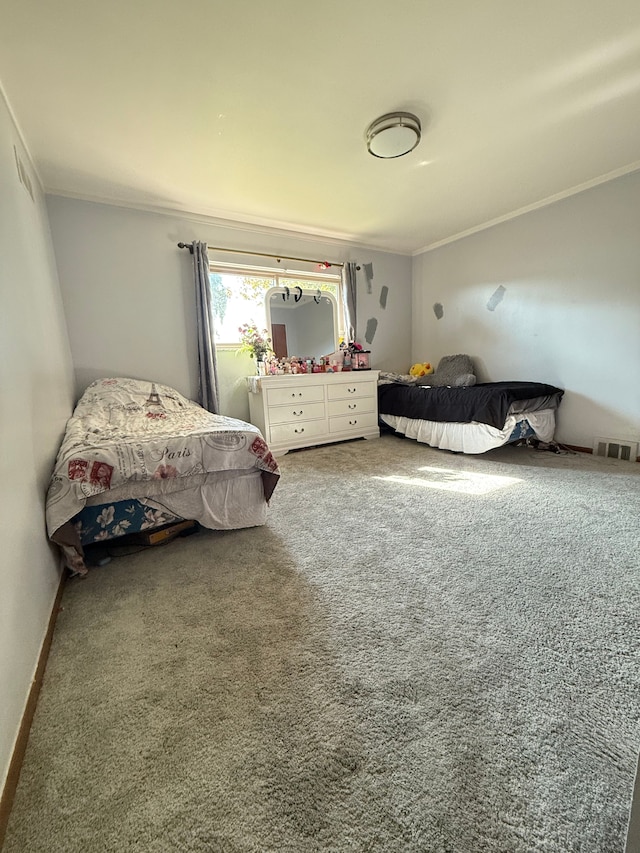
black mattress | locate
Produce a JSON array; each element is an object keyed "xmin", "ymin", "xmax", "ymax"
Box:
[{"xmin": 377, "ymin": 381, "xmax": 564, "ymax": 430}]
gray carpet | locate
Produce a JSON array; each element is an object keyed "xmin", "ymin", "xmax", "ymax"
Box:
[{"xmin": 4, "ymin": 435, "xmax": 640, "ymax": 852}]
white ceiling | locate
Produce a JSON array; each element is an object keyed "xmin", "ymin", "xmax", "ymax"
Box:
[{"xmin": 2, "ymin": 1, "xmax": 640, "ymax": 254}]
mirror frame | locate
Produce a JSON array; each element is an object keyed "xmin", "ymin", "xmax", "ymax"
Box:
[{"xmin": 265, "ymin": 286, "xmax": 339, "ymax": 359}]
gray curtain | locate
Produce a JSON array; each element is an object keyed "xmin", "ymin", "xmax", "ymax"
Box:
[
  {"xmin": 341, "ymin": 262, "xmax": 358, "ymax": 342},
  {"xmin": 191, "ymin": 241, "xmax": 220, "ymax": 413}
]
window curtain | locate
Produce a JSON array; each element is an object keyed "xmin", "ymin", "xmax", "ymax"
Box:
[
  {"xmin": 341, "ymin": 262, "xmax": 358, "ymax": 343},
  {"xmin": 191, "ymin": 241, "xmax": 220, "ymax": 413}
]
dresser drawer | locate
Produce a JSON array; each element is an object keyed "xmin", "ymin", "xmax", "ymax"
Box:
[
  {"xmin": 327, "ymin": 397, "xmax": 374, "ymax": 417},
  {"xmin": 266, "ymin": 384, "xmax": 324, "ymax": 406},
  {"xmin": 327, "ymin": 380, "xmax": 376, "ymax": 401},
  {"xmin": 328, "ymin": 411, "xmax": 378, "ymax": 434},
  {"xmin": 249, "ymin": 371, "xmax": 379, "ymax": 454},
  {"xmin": 270, "ymin": 418, "xmax": 327, "ymax": 445},
  {"xmin": 268, "ymin": 401, "xmax": 325, "ymax": 425}
]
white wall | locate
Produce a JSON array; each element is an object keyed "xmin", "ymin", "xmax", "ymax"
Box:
[
  {"xmin": 0, "ymin": 88, "xmax": 75, "ymax": 790},
  {"xmin": 46, "ymin": 196, "xmax": 412, "ymax": 420},
  {"xmin": 412, "ymin": 171, "xmax": 640, "ymax": 449}
]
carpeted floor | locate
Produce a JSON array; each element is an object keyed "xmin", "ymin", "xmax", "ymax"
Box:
[{"xmin": 4, "ymin": 434, "xmax": 640, "ymax": 852}]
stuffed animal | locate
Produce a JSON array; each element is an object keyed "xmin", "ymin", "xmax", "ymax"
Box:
[{"xmin": 409, "ymin": 362, "xmax": 434, "ymax": 377}]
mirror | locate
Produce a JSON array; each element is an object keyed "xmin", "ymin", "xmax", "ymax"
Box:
[{"xmin": 265, "ymin": 287, "xmax": 339, "ymax": 360}]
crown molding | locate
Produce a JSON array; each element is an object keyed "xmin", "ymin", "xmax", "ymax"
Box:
[
  {"xmin": 45, "ymin": 189, "xmax": 410, "ymax": 257},
  {"xmin": 413, "ymin": 160, "xmax": 640, "ymax": 256}
]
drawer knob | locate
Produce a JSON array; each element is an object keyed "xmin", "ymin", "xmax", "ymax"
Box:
[
  {"xmin": 291, "ymin": 392, "xmax": 303, "ymax": 397},
  {"xmin": 294, "ymin": 427, "xmax": 305, "ymax": 434},
  {"xmin": 348, "ymin": 403, "xmax": 357, "ymax": 410},
  {"xmin": 293, "ymin": 410, "xmax": 303, "ymax": 416},
  {"xmin": 349, "ymin": 419, "xmax": 358, "ymax": 425},
  {"xmin": 348, "ymin": 387, "xmax": 356, "ymax": 393}
]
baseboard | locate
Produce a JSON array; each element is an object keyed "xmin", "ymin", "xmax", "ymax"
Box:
[
  {"xmin": 563, "ymin": 444, "xmax": 593, "ymax": 454},
  {"xmin": 0, "ymin": 570, "xmax": 67, "ymax": 848}
]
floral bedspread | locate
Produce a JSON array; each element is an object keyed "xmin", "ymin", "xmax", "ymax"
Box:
[{"xmin": 46, "ymin": 378, "xmax": 280, "ymax": 570}]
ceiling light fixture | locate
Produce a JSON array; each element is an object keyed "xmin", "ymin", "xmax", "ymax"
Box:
[{"xmin": 366, "ymin": 111, "xmax": 421, "ymax": 159}]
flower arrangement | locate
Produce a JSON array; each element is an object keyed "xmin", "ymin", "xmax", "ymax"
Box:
[{"xmin": 237, "ymin": 323, "xmax": 273, "ymax": 361}]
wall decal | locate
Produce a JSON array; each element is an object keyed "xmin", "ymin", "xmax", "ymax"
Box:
[
  {"xmin": 363, "ymin": 262, "xmax": 374, "ymax": 294},
  {"xmin": 433, "ymin": 302, "xmax": 444, "ymax": 320},
  {"xmin": 379, "ymin": 285, "xmax": 389, "ymax": 309},
  {"xmin": 487, "ymin": 285, "xmax": 506, "ymax": 311},
  {"xmin": 365, "ymin": 317, "xmax": 378, "ymax": 344}
]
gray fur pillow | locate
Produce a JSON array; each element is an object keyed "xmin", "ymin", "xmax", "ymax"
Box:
[
  {"xmin": 416, "ymin": 373, "xmax": 476, "ymax": 387},
  {"xmin": 415, "ymin": 354, "xmax": 476, "ymax": 387}
]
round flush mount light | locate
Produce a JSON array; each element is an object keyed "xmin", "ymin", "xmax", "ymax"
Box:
[{"xmin": 366, "ymin": 111, "xmax": 421, "ymax": 159}]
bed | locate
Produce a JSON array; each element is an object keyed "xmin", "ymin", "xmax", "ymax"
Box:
[
  {"xmin": 45, "ymin": 377, "xmax": 280, "ymax": 575},
  {"xmin": 378, "ymin": 356, "xmax": 563, "ymax": 454}
]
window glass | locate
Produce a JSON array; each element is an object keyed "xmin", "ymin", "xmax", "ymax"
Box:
[{"xmin": 210, "ymin": 266, "xmax": 341, "ymax": 345}]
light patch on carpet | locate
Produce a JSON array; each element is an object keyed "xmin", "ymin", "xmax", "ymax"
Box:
[{"xmin": 374, "ymin": 465, "xmax": 522, "ymax": 494}]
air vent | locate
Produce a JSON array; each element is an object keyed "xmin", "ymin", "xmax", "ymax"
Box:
[
  {"xmin": 14, "ymin": 146, "xmax": 34, "ymax": 202},
  {"xmin": 593, "ymin": 437, "xmax": 638, "ymax": 462}
]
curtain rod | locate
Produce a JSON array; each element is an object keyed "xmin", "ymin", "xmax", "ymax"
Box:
[{"xmin": 177, "ymin": 242, "xmax": 359, "ymax": 270}]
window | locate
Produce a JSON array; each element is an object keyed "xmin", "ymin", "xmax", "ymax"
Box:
[{"xmin": 209, "ymin": 264, "xmax": 342, "ymax": 346}]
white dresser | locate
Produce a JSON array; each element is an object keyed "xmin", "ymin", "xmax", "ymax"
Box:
[{"xmin": 247, "ymin": 371, "xmax": 380, "ymax": 455}]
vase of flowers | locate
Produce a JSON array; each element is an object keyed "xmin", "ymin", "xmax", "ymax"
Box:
[{"xmin": 238, "ymin": 323, "xmax": 273, "ymax": 373}]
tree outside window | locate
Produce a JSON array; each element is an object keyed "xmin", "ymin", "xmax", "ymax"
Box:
[{"xmin": 209, "ymin": 268, "xmax": 341, "ymax": 345}]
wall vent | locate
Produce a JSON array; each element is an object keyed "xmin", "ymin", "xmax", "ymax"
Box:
[
  {"xmin": 14, "ymin": 146, "xmax": 35, "ymax": 202},
  {"xmin": 593, "ymin": 437, "xmax": 638, "ymax": 462}
]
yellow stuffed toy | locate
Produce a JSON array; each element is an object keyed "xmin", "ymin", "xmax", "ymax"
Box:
[{"xmin": 409, "ymin": 362, "xmax": 434, "ymax": 377}]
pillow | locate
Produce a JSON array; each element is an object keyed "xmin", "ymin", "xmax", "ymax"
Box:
[
  {"xmin": 415, "ymin": 354, "xmax": 476, "ymax": 387},
  {"xmin": 436, "ymin": 353, "xmax": 475, "ymax": 379},
  {"xmin": 416, "ymin": 374, "xmax": 476, "ymax": 387},
  {"xmin": 452, "ymin": 372, "xmax": 476, "ymax": 387}
]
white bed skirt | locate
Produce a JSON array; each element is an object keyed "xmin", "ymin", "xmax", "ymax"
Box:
[
  {"xmin": 140, "ymin": 470, "xmax": 268, "ymax": 530},
  {"xmin": 380, "ymin": 409, "xmax": 557, "ymax": 454}
]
